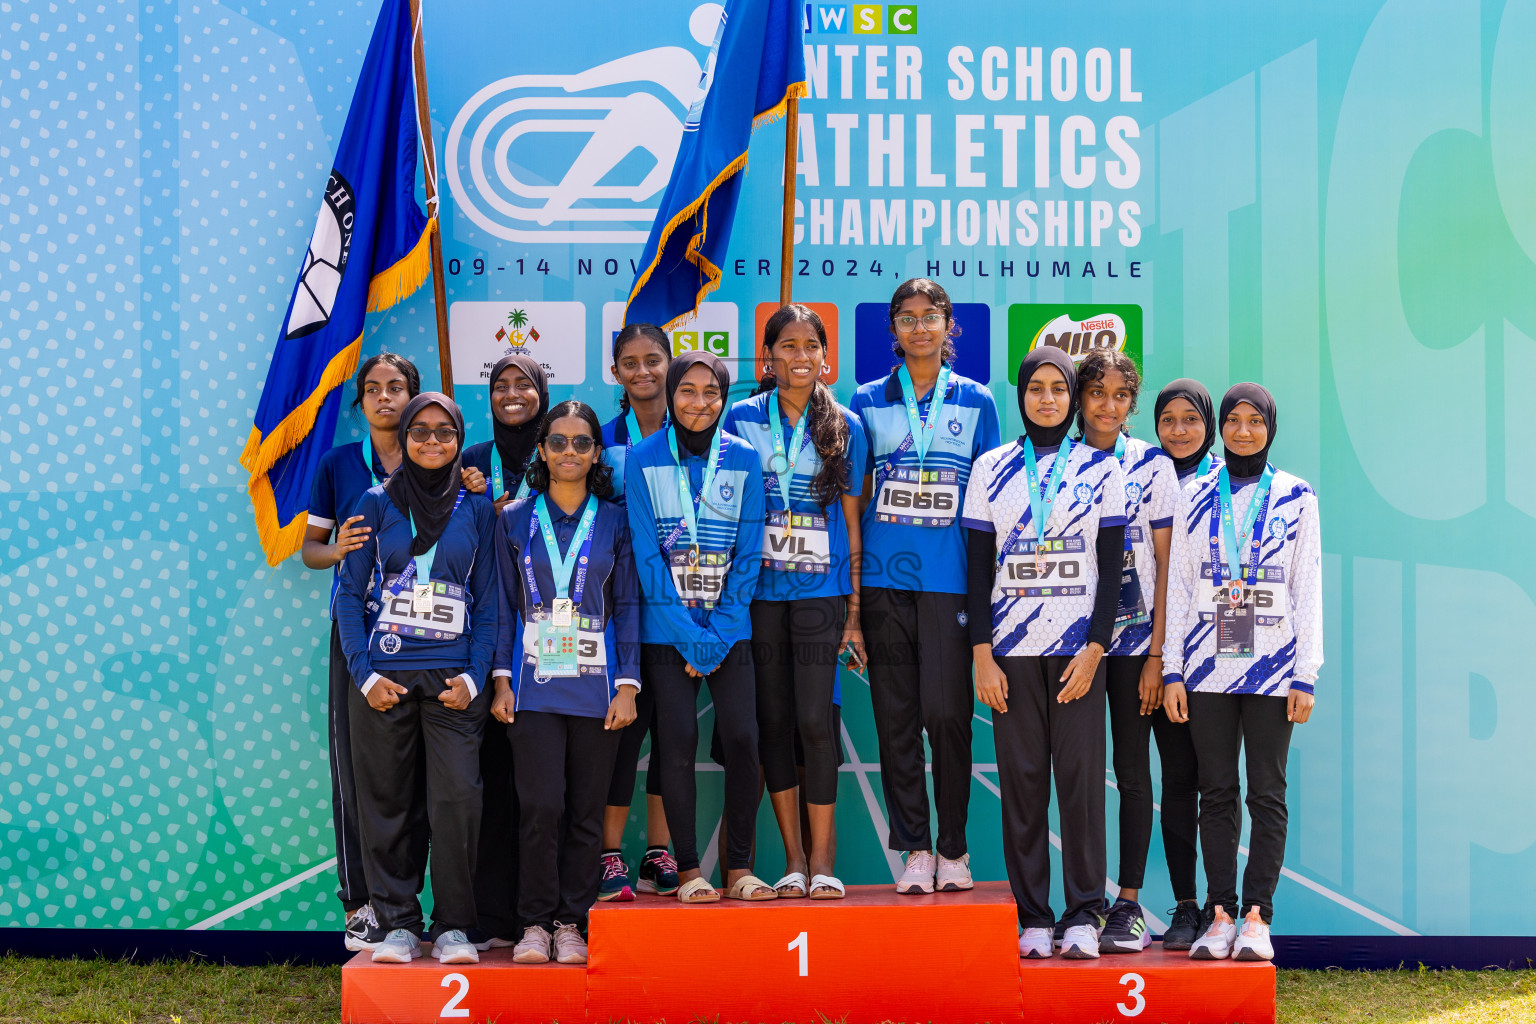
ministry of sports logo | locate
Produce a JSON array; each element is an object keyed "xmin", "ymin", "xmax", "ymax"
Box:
[{"xmin": 445, "ymin": 5, "xmax": 724, "ymax": 244}]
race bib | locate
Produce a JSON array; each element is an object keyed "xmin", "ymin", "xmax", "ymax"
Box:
[
  {"xmin": 1197, "ymin": 563, "xmax": 1289, "ymax": 627},
  {"xmin": 522, "ymin": 615, "xmax": 609, "ymax": 678},
  {"xmin": 762, "ymin": 510, "xmax": 831, "ymax": 574},
  {"xmin": 376, "ymin": 577, "xmax": 466, "ymax": 640},
  {"xmin": 669, "ymin": 548, "xmax": 730, "ymax": 608},
  {"xmin": 999, "ymin": 537, "xmax": 1088, "ymax": 597},
  {"xmin": 875, "ymin": 466, "xmax": 960, "ymax": 528},
  {"xmin": 1116, "ymin": 550, "xmax": 1148, "ymax": 626}
]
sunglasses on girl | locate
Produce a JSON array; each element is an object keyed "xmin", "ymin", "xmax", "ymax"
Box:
[
  {"xmin": 544, "ymin": 433, "xmax": 596, "ymax": 454},
  {"xmin": 406, "ymin": 425, "xmax": 459, "ymax": 443}
]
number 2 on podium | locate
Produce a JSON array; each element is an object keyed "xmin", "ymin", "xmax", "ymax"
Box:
[
  {"xmin": 440, "ymin": 972, "xmax": 470, "ymax": 1018},
  {"xmin": 787, "ymin": 931, "xmax": 809, "ymax": 976}
]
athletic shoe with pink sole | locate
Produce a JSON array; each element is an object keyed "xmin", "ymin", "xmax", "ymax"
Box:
[{"xmin": 895, "ymin": 850, "xmax": 937, "ymax": 895}]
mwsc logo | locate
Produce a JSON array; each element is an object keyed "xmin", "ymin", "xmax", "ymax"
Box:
[
  {"xmin": 445, "ymin": 5, "xmax": 724, "ymax": 244},
  {"xmin": 803, "ymin": 4, "xmax": 917, "ymax": 34}
]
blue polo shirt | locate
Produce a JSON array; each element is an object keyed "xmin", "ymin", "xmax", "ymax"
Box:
[
  {"xmin": 491, "ymin": 495, "xmax": 640, "ymax": 719},
  {"xmin": 307, "ymin": 440, "xmax": 388, "ymax": 618},
  {"xmin": 723, "ymin": 391, "xmax": 868, "ymax": 601},
  {"xmin": 623, "ymin": 428, "xmax": 764, "ymax": 675},
  {"xmin": 850, "ymin": 368, "xmax": 1001, "ymax": 595},
  {"xmin": 334, "ymin": 487, "xmax": 500, "ymax": 695}
]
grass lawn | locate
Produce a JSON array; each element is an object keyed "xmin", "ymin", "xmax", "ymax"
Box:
[{"xmin": 0, "ymin": 956, "xmax": 1533, "ymax": 1023}]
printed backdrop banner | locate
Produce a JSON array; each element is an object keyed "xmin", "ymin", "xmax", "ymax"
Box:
[{"xmin": 1, "ymin": 0, "xmax": 1533, "ymax": 939}]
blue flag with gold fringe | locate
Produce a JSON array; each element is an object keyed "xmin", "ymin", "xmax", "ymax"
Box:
[
  {"xmin": 240, "ymin": 0, "xmax": 433, "ymax": 565},
  {"xmin": 624, "ymin": 0, "xmax": 805, "ymax": 330}
]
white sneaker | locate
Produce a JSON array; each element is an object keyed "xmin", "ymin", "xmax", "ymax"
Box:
[
  {"xmin": 552, "ymin": 922, "xmax": 588, "ymax": 965},
  {"xmin": 370, "ymin": 928, "xmax": 421, "ymax": 963},
  {"xmin": 512, "ymin": 924, "xmax": 552, "ymax": 964},
  {"xmin": 432, "ymin": 929, "xmax": 480, "ymax": 965},
  {"xmin": 1190, "ymin": 905, "xmax": 1238, "ymax": 960},
  {"xmin": 935, "ymin": 853, "xmax": 974, "ymax": 892},
  {"xmin": 1232, "ymin": 906, "xmax": 1274, "ymax": 961},
  {"xmin": 1018, "ymin": 927, "xmax": 1053, "ymax": 959},
  {"xmin": 1060, "ymin": 923, "xmax": 1102, "ymax": 959},
  {"xmin": 896, "ymin": 850, "xmax": 937, "ymax": 895}
]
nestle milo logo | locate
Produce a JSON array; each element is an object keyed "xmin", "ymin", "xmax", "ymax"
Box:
[{"xmin": 1033, "ymin": 313, "xmax": 1128, "ymax": 360}]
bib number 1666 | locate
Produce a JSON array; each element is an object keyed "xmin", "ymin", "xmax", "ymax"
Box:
[{"xmin": 880, "ymin": 488, "xmax": 954, "ymax": 511}]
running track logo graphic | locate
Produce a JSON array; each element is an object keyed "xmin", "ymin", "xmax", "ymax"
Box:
[{"xmin": 445, "ymin": 5, "xmax": 725, "ymax": 244}]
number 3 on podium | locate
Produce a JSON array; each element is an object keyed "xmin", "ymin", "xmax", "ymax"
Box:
[
  {"xmin": 787, "ymin": 931, "xmax": 809, "ymax": 977},
  {"xmin": 1117, "ymin": 972, "xmax": 1146, "ymax": 1017}
]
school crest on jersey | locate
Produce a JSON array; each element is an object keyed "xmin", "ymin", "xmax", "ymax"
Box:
[
  {"xmin": 719, "ymin": 482, "xmax": 734, "ymax": 502},
  {"xmin": 1125, "ymin": 481, "xmax": 1143, "ymax": 507},
  {"xmin": 948, "ymin": 417, "xmax": 963, "ymax": 436},
  {"xmin": 1268, "ymin": 514, "xmax": 1286, "ymax": 539},
  {"xmin": 379, "ymin": 633, "xmax": 402, "ymax": 655},
  {"xmin": 1073, "ymin": 482, "xmax": 1093, "ymax": 505}
]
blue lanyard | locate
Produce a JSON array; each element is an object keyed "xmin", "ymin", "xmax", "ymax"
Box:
[
  {"xmin": 1113, "ymin": 433, "xmax": 1126, "ymax": 461},
  {"xmin": 491, "ymin": 458, "xmax": 531, "ymax": 500},
  {"xmin": 1210, "ymin": 465, "xmax": 1274, "ymax": 589},
  {"xmin": 1199, "ymin": 452, "xmax": 1215, "ymax": 476},
  {"xmin": 363, "ymin": 435, "xmax": 392, "ymax": 484},
  {"xmin": 996, "ymin": 439, "xmax": 1075, "ymax": 564},
  {"xmin": 390, "ymin": 489, "xmax": 467, "ymax": 594},
  {"xmin": 525, "ymin": 494, "xmax": 598, "ymax": 608},
  {"xmin": 768, "ymin": 395, "xmax": 811, "ymax": 509},
  {"xmin": 667, "ymin": 426, "xmax": 728, "ymax": 552},
  {"xmin": 897, "ymin": 364, "xmax": 951, "ymax": 475}
]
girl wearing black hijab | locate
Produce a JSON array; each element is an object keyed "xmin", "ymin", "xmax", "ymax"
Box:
[
  {"xmin": 460, "ymin": 351, "xmax": 547, "ymax": 947},
  {"xmin": 961, "ymin": 347, "xmax": 1127, "ymax": 960},
  {"xmin": 1161, "ymin": 383, "xmax": 1322, "ymax": 962},
  {"xmin": 464, "ymin": 353, "xmax": 548, "ymax": 511},
  {"xmin": 335, "ymin": 393, "xmax": 500, "ymax": 966},
  {"xmin": 622, "ymin": 351, "xmax": 774, "ymax": 904},
  {"xmin": 1154, "ymin": 379, "xmax": 1222, "ymax": 484}
]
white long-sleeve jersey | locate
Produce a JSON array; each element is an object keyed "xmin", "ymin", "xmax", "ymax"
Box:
[{"xmin": 1161, "ymin": 466, "xmax": 1323, "ymax": 696}]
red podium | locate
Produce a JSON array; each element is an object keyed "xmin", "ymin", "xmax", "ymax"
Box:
[{"xmin": 340, "ymin": 883, "xmax": 1276, "ymax": 1024}]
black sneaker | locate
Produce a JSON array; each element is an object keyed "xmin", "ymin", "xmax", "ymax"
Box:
[
  {"xmin": 1099, "ymin": 897, "xmax": 1151, "ymax": 953},
  {"xmin": 344, "ymin": 904, "xmax": 383, "ymax": 951},
  {"xmin": 638, "ymin": 847, "xmax": 681, "ymax": 896},
  {"xmin": 1162, "ymin": 901, "xmax": 1202, "ymax": 951}
]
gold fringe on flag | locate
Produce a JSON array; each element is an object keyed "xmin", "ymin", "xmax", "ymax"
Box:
[
  {"xmin": 367, "ymin": 217, "xmax": 438, "ymax": 313},
  {"xmin": 625, "ymin": 80, "xmax": 808, "ymax": 331}
]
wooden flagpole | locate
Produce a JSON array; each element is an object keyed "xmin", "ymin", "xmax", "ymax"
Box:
[
  {"xmin": 409, "ymin": 0, "xmax": 454, "ymax": 397},
  {"xmin": 779, "ymin": 95, "xmax": 800, "ymax": 306}
]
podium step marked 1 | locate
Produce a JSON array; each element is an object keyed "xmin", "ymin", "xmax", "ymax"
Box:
[{"xmin": 341, "ymin": 882, "xmax": 1275, "ymax": 1024}]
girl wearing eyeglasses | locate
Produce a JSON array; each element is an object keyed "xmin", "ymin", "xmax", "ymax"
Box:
[
  {"xmin": 597, "ymin": 322, "xmax": 678, "ymax": 902},
  {"xmin": 724, "ymin": 304, "xmax": 868, "ymax": 901},
  {"xmin": 850, "ymin": 278, "xmax": 1001, "ymax": 895},
  {"xmin": 334, "ymin": 393, "xmax": 500, "ymax": 967},
  {"xmin": 487, "ymin": 401, "xmax": 639, "ymax": 965},
  {"xmin": 624, "ymin": 351, "xmax": 773, "ymax": 904}
]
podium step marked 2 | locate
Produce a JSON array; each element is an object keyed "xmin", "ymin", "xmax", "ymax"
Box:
[{"xmin": 341, "ymin": 882, "xmax": 1275, "ymax": 1024}]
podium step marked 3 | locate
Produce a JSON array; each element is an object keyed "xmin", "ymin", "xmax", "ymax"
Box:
[{"xmin": 341, "ymin": 882, "xmax": 1276, "ymax": 1024}]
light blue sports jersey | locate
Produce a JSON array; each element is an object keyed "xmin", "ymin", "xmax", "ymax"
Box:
[
  {"xmin": 850, "ymin": 369, "xmax": 1001, "ymax": 594},
  {"xmin": 962, "ymin": 440, "xmax": 1127, "ymax": 657},
  {"xmin": 723, "ymin": 391, "xmax": 868, "ymax": 601},
  {"xmin": 1161, "ymin": 467, "xmax": 1323, "ymax": 696},
  {"xmin": 623, "ymin": 427, "xmax": 764, "ymax": 674},
  {"xmin": 600, "ymin": 409, "xmax": 667, "ymax": 505}
]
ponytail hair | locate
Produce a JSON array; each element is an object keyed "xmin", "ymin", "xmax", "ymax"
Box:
[
  {"xmin": 611, "ymin": 323, "xmax": 671, "ymax": 416},
  {"xmin": 1072, "ymin": 347, "xmax": 1143, "ymax": 440},
  {"xmin": 760, "ymin": 304, "xmax": 850, "ymax": 509},
  {"xmin": 887, "ymin": 278, "xmax": 959, "ymax": 366},
  {"xmin": 524, "ymin": 400, "xmax": 615, "ymax": 498},
  {"xmin": 350, "ymin": 352, "xmax": 421, "ymax": 412}
]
